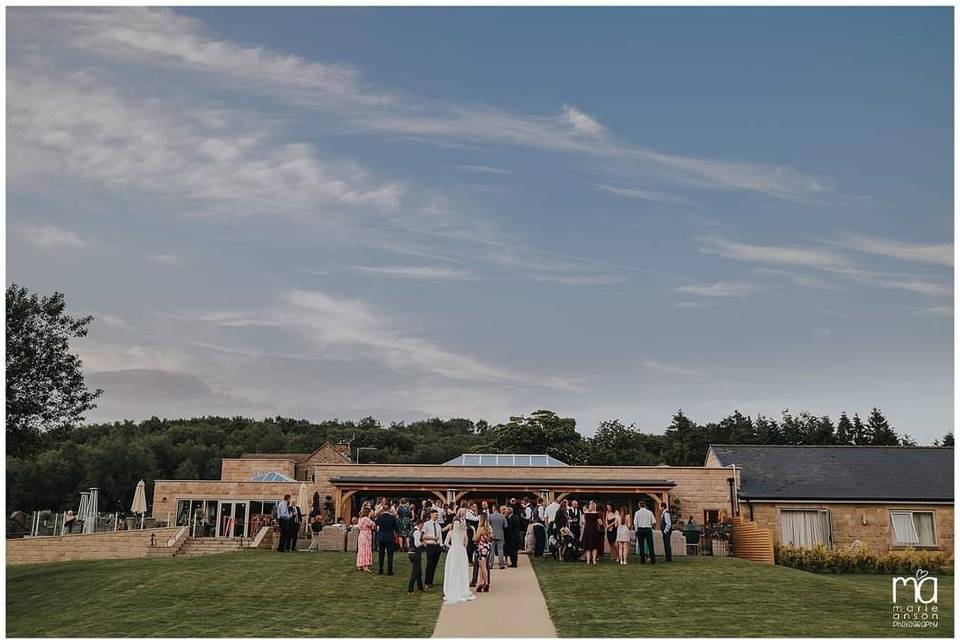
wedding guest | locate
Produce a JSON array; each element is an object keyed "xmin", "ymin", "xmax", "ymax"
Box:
[
  {"xmin": 489, "ymin": 507, "xmax": 508, "ymax": 569},
  {"xmin": 532, "ymin": 497, "xmax": 546, "ymax": 557},
  {"xmin": 375, "ymin": 506, "xmax": 398, "ymax": 575},
  {"xmin": 633, "ymin": 502, "xmax": 656, "ymax": 564},
  {"xmin": 660, "ymin": 502, "xmax": 673, "ymax": 562},
  {"xmin": 398, "ymin": 498, "xmax": 413, "ymax": 552},
  {"xmin": 582, "ymin": 500, "xmax": 601, "ymax": 565},
  {"xmin": 616, "ymin": 506, "xmax": 632, "ymax": 565},
  {"xmin": 407, "ymin": 517, "xmax": 425, "ymax": 594},
  {"xmin": 605, "ymin": 503, "xmax": 619, "ymax": 563},
  {"xmin": 553, "ymin": 500, "xmax": 569, "ymax": 560},
  {"xmin": 422, "ymin": 510, "xmax": 443, "ymax": 588},
  {"xmin": 465, "ymin": 502, "xmax": 479, "ymax": 566},
  {"xmin": 288, "ymin": 500, "xmax": 303, "ymax": 551},
  {"xmin": 471, "ymin": 512, "xmax": 491, "ymax": 587},
  {"xmin": 505, "ymin": 506, "xmax": 521, "ymax": 567},
  {"xmin": 545, "ymin": 496, "xmax": 561, "ymax": 540},
  {"xmin": 356, "ymin": 507, "xmax": 375, "ymax": 572},
  {"xmin": 308, "ymin": 515, "xmax": 324, "ymax": 551},
  {"xmin": 474, "ymin": 521, "xmax": 491, "ymax": 593},
  {"xmin": 275, "ymin": 494, "xmax": 291, "ymax": 553},
  {"xmin": 567, "ymin": 500, "xmax": 582, "ymax": 541}
]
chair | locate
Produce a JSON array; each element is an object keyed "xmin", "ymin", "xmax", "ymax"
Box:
[{"xmin": 683, "ymin": 527, "xmax": 701, "ymax": 556}]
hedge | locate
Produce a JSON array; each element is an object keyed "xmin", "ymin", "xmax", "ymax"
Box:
[{"xmin": 774, "ymin": 543, "xmax": 953, "ymax": 575}]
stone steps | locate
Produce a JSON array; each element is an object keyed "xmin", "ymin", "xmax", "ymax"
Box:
[{"xmin": 174, "ymin": 537, "xmax": 252, "ymax": 557}]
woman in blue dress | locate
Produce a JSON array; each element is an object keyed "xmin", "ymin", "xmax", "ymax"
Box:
[{"xmin": 397, "ymin": 497, "xmax": 414, "ymax": 551}]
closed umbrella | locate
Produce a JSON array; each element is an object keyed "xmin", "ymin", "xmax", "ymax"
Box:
[
  {"xmin": 131, "ymin": 480, "xmax": 148, "ymax": 529},
  {"xmin": 296, "ymin": 483, "xmax": 310, "ymax": 514}
]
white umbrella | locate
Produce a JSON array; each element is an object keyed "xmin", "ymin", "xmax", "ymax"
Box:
[
  {"xmin": 131, "ymin": 480, "xmax": 148, "ymax": 529},
  {"xmin": 296, "ymin": 483, "xmax": 310, "ymax": 514}
]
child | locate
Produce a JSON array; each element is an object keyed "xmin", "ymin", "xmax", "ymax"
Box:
[
  {"xmin": 407, "ymin": 517, "xmax": 425, "ymax": 594},
  {"xmin": 475, "ymin": 524, "xmax": 491, "ymax": 593}
]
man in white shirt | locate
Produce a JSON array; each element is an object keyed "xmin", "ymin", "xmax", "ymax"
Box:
[
  {"xmin": 408, "ymin": 520, "xmax": 424, "ymax": 593},
  {"xmin": 633, "ymin": 503, "xmax": 656, "ymax": 564},
  {"xmin": 660, "ymin": 502, "xmax": 673, "ymax": 562},
  {"xmin": 422, "ymin": 511, "xmax": 443, "ymax": 589},
  {"xmin": 276, "ymin": 494, "xmax": 291, "ymax": 552},
  {"xmin": 544, "ymin": 497, "xmax": 561, "ymax": 526}
]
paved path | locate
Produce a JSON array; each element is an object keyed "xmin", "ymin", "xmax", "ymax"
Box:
[{"xmin": 432, "ymin": 554, "xmax": 557, "ymax": 638}]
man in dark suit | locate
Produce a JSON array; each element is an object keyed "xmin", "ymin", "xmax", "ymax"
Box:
[
  {"xmin": 505, "ymin": 506, "xmax": 522, "ymax": 567},
  {"xmin": 375, "ymin": 508, "xmax": 399, "ymax": 575}
]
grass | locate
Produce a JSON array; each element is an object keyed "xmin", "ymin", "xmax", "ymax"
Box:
[
  {"xmin": 531, "ymin": 555, "xmax": 953, "ymax": 637},
  {"xmin": 6, "ymin": 550, "xmax": 444, "ymax": 637}
]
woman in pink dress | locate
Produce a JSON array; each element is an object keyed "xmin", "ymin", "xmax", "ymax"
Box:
[{"xmin": 356, "ymin": 506, "xmax": 375, "ymax": 572}]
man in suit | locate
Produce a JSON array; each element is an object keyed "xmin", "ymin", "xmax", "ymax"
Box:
[
  {"xmin": 288, "ymin": 500, "xmax": 302, "ymax": 551},
  {"xmin": 505, "ymin": 506, "xmax": 522, "ymax": 568},
  {"xmin": 660, "ymin": 502, "xmax": 673, "ymax": 562},
  {"xmin": 375, "ymin": 507, "xmax": 399, "ymax": 575},
  {"xmin": 488, "ymin": 506, "xmax": 508, "ymax": 569},
  {"xmin": 422, "ymin": 510, "xmax": 443, "ymax": 588}
]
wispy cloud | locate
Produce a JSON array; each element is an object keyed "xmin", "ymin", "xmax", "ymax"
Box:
[
  {"xmin": 350, "ymin": 265, "xmax": 477, "ymax": 281},
  {"xmin": 642, "ymin": 359, "xmax": 704, "ymax": 376},
  {"xmin": 530, "ymin": 273, "xmax": 627, "ymax": 285},
  {"xmin": 699, "ymin": 236, "xmax": 952, "ymax": 297},
  {"xmin": 17, "ymin": 223, "xmax": 87, "ymax": 251},
  {"xmin": 676, "ymin": 281, "xmax": 767, "ymax": 298},
  {"xmin": 915, "ymin": 306, "xmax": 953, "ymax": 317},
  {"xmin": 456, "ymin": 165, "xmax": 513, "ymax": 175},
  {"xmin": 13, "ymin": 8, "xmax": 832, "ymax": 201},
  {"xmin": 839, "ymin": 234, "xmax": 953, "ymax": 267},
  {"xmin": 592, "ymin": 183, "xmax": 693, "ymax": 206},
  {"xmin": 184, "ymin": 290, "xmax": 582, "ymax": 391}
]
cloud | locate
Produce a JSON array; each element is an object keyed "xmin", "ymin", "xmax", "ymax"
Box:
[
  {"xmin": 915, "ymin": 306, "xmax": 953, "ymax": 317},
  {"xmin": 562, "ymin": 105, "xmax": 606, "ymax": 137},
  {"xmin": 350, "ymin": 265, "xmax": 477, "ymax": 281},
  {"xmin": 675, "ymin": 301, "xmax": 710, "ymax": 309},
  {"xmin": 592, "ymin": 183, "xmax": 693, "ymax": 206},
  {"xmin": 153, "ymin": 253, "xmax": 181, "ymax": 266},
  {"xmin": 456, "ymin": 165, "xmax": 513, "ymax": 175},
  {"xmin": 700, "ymin": 236, "xmax": 952, "ymax": 297},
  {"xmin": 98, "ymin": 314, "xmax": 129, "ymax": 328},
  {"xmin": 9, "ymin": 8, "xmax": 832, "ymax": 201},
  {"xmin": 699, "ymin": 236, "xmax": 850, "ymax": 270},
  {"xmin": 530, "ymin": 273, "xmax": 627, "ymax": 285},
  {"xmin": 642, "ymin": 360, "xmax": 704, "ymax": 376},
  {"xmin": 840, "ymin": 234, "xmax": 953, "ymax": 267},
  {"xmin": 754, "ymin": 267, "xmax": 841, "ymax": 291},
  {"xmin": 676, "ymin": 281, "xmax": 766, "ymax": 297},
  {"xmin": 184, "ymin": 289, "xmax": 582, "ymax": 391},
  {"xmin": 17, "ymin": 223, "xmax": 87, "ymax": 251}
]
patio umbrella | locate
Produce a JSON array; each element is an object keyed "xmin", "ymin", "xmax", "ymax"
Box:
[
  {"xmin": 311, "ymin": 492, "xmax": 321, "ymax": 516},
  {"xmin": 296, "ymin": 483, "xmax": 310, "ymax": 514},
  {"xmin": 131, "ymin": 480, "xmax": 148, "ymax": 529}
]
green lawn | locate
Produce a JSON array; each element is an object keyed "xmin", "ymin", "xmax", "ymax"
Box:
[
  {"xmin": 6, "ymin": 551, "xmax": 444, "ymax": 637},
  {"xmin": 532, "ymin": 556, "xmax": 953, "ymax": 637}
]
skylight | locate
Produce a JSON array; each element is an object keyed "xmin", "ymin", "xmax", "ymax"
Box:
[
  {"xmin": 442, "ymin": 453, "xmax": 568, "ymax": 467},
  {"xmin": 251, "ymin": 471, "xmax": 296, "ymax": 482}
]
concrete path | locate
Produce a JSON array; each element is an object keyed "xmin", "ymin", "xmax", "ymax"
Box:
[{"xmin": 432, "ymin": 554, "xmax": 557, "ymax": 638}]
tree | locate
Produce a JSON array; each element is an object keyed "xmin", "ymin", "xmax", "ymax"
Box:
[
  {"xmin": 6, "ymin": 284, "xmax": 102, "ymax": 458},
  {"xmin": 851, "ymin": 413, "xmax": 868, "ymax": 445},
  {"xmin": 898, "ymin": 434, "xmax": 917, "ymax": 447},
  {"xmin": 866, "ymin": 408, "xmax": 898, "ymax": 445},
  {"xmin": 835, "ymin": 412, "xmax": 853, "ymax": 445},
  {"xmin": 486, "ymin": 410, "xmax": 585, "ymax": 463},
  {"xmin": 934, "ymin": 432, "xmax": 954, "ymax": 447}
]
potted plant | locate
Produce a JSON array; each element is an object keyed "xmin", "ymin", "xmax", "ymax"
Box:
[{"xmin": 705, "ymin": 521, "xmax": 732, "ymax": 556}]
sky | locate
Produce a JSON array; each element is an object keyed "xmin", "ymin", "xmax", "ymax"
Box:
[{"xmin": 6, "ymin": 7, "xmax": 954, "ymax": 442}]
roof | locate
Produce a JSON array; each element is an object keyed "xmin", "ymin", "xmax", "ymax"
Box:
[
  {"xmin": 330, "ymin": 476, "xmax": 675, "ymax": 488},
  {"xmin": 251, "ymin": 471, "xmax": 296, "ymax": 482},
  {"xmin": 240, "ymin": 453, "xmax": 310, "ymax": 462},
  {"xmin": 443, "ymin": 453, "xmax": 568, "ymax": 467},
  {"xmin": 709, "ymin": 445, "xmax": 954, "ymax": 502}
]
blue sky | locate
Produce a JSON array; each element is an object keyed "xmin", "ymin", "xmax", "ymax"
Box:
[{"xmin": 7, "ymin": 7, "xmax": 953, "ymax": 441}]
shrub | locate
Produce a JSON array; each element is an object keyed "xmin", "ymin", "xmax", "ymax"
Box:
[{"xmin": 774, "ymin": 543, "xmax": 953, "ymax": 575}]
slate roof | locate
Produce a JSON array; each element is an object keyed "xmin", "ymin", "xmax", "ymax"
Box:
[{"xmin": 709, "ymin": 445, "xmax": 954, "ymax": 502}]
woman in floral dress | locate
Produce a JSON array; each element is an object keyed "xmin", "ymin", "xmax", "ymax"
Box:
[
  {"xmin": 397, "ymin": 498, "xmax": 414, "ymax": 551},
  {"xmin": 356, "ymin": 506, "xmax": 375, "ymax": 572}
]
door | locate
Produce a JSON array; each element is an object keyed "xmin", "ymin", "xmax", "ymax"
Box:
[{"xmin": 218, "ymin": 501, "xmax": 249, "ymax": 538}]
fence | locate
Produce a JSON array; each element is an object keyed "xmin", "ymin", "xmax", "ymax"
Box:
[{"xmin": 8, "ymin": 511, "xmax": 169, "ymax": 538}]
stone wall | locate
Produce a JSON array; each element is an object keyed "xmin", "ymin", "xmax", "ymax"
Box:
[
  {"xmin": 151, "ymin": 480, "xmax": 299, "ymax": 523},
  {"xmin": 6, "ymin": 528, "xmax": 176, "ymax": 565},
  {"xmin": 746, "ymin": 502, "xmax": 954, "ymax": 554}
]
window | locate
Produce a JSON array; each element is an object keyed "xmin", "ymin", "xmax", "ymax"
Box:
[
  {"xmin": 780, "ymin": 509, "xmax": 832, "ymax": 549},
  {"xmin": 891, "ymin": 511, "xmax": 937, "ymax": 547}
]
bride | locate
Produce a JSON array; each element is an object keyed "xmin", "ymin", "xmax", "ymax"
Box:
[{"xmin": 442, "ymin": 508, "xmax": 475, "ymax": 605}]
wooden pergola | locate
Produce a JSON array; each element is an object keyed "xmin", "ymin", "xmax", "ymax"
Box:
[{"xmin": 330, "ymin": 476, "xmax": 677, "ymax": 521}]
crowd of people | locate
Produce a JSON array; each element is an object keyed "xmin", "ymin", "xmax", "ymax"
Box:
[{"xmin": 322, "ymin": 494, "xmax": 677, "ymax": 601}]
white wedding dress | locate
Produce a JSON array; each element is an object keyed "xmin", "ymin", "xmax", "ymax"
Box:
[{"xmin": 442, "ymin": 519, "xmax": 475, "ymax": 605}]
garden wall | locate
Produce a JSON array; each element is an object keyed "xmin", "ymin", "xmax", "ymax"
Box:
[{"xmin": 6, "ymin": 528, "xmax": 177, "ymax": 565}]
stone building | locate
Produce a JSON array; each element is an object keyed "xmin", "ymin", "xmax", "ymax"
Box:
[
  {"xmin": 151, "ymin": 446, "xmax": 738, "ymax": 538},
  {"xmin": 706, "ymin": 445, "xmax": 954, "ymax": 553}
]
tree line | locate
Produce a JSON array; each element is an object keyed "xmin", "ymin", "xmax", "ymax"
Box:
[{"xmin": 6, "ymin": 408, "xmax": 952, "ymax": 514}]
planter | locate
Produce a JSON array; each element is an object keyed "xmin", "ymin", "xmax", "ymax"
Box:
[{"xmin": 712, "ymin": 539, "xmax": 730, "ymax": 557}]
